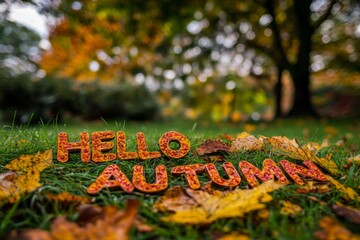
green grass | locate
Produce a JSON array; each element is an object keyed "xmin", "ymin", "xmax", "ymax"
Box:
[{"xmin": 0, "ymin": 118, "xmax": 359, "ymax": 239}]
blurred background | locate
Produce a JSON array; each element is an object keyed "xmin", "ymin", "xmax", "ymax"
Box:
[{"xmin": 0, "ymin": 0, "xmax": 359, "ymax": 124}]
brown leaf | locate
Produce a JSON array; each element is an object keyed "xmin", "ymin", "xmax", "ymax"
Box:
[
  {"xmin": 314, "ymin": 216, "xmax": 360, "ymax": 240},
  {"xmin": 230, "ymin": 135, "xmax": 263, "ymax": 152},
  {"xmin": 9, "ymin": 199, "xmax": 139, "ymax": 240},
  {"xmin": 332, "ymin": 204, "xmax": 360, "ymax": 225},
  {"xmin": 195, "ymin": 140, "xmax": 231, "ymax": 156},
  {"xmin": 153, "ymin": 180, "xmax": 285, "ymax": 224}
]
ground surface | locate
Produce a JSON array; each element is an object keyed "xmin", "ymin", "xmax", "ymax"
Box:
[{"xmin": 0, "ymin": 118, "xmax": 359, "ymax": 239}]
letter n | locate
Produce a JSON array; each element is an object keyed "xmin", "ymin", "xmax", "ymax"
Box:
[
  {"xmin": 87, "ymin": 164, "xmax": 134, "ymax": 194},
  {"xmin": 239, "ymin": 159, "xmax": 290, "ymax": 187},
  {"xmin": 279, "ymin": 160, "xmax": 327, "ymax": 185}
]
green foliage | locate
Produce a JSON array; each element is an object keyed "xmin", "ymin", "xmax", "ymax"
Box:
[{"xmin": 0, "ymin": 76, "xmax": 159, "ymax": 124}]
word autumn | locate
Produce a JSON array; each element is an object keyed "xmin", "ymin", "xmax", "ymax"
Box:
[{"xmin": 57, "ymin": 131, "xmax": 327, "ymax": 194}]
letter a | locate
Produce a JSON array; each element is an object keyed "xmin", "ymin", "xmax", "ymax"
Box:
[{"xmin": 87, "ymin": 164, "xmax": 134, "ymax": 194}]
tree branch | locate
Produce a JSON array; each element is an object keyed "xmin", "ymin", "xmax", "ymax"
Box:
[
  {"xmin": 264, "ymin": 0, "xmax": 292, "ymax": 70},
  {"xmin": 311, "ymin": 0, "xmax": 337, "ymax": 32}
]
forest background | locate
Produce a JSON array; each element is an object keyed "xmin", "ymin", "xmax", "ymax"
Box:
[{"xmin": 0, "ymin": 0, "xmax": 359, "ymax": 124}]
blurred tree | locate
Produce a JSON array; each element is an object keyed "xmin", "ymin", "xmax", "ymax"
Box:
[
  {"xmin": 40, "ymin": 0, "xmax": 359, "ymax": 119},
  {"xmin": 0, "ymin": 0, "xmax": 42, "ymax": 77}
]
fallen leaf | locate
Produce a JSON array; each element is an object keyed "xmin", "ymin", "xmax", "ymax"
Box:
[
  {"xmin": 244, "ymin": 124, "xmax": 256, "ymax": 132},
  {"xmin": 47, "ymin": 192, "xmax": 91, "ymax": 205},
  {"xmin": 332, "ymin": 204, "xmax": 360, "ymax": 224},
  {"xmin": 325, "ymin": 175, "xmax": 360, "ymax": 201},
  {"xmin": 314, "ymin": 216, "xmax": 360, "ymax": 240},
  {"xmin": 9, "ymin": 199, "xmax": 139, "ymax": 240},
  {"xmin": 236, "ymin": 132, "xmax": 251, "ymax": 139},
  {"xmin": 217, "ymin": 232, "xmax": 250, "ymax": 240},
  {"xmin": 262, "ymin": 136, "xmax": 339, "ymax": 175},
  {"xmin": 347, "ymin": 155, "xmax": 360, "ymax": 165},
  {"xmin": 230, "ymin": 135, "xmax": 263, "ymax": 152},
  {"xmin": 195, "ymin": 140, "xmax": 231, "ymax": 156},
  {"xmin": 279, "ymin": 200, "xmax": 302, "ymax": 218},
  {"xmin": 296, "ymin": 181, "xmax": 332, "ymax": 194},
  {"xmin": 0, "ymin": 170, "xmax": 41, "ymax": 203},
  {"xmin": 153, "ymin": 180, "xmax": 285, "ymax": 224},
  {"xmin": 5, "ymin": 149, "xmax": 53, "ymax": 173}
]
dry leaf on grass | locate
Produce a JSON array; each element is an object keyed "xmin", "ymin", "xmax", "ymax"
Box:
[
  {"xmin": 230, "ymin": 135, "xmax": 263, "ymax": 152},
  {"xmin": 325, "ymin": 175, "xmax": 360, "ymax": 201},
  {"xmin": 9, "ymin": 199, "xmax": 139, "ymax": 240},
  {"xmin": 279, "ymin": 200, "xmax": 302, "ymax": 218},
  {"xmin": 195, "ymin": 140, "xmax": 231, "ymax": 156},
  {"xmin": 262, "ymin": 136, "xmax": 339, "ymax": 175},
  {"xmin": 332, "ymin": 204, "xmax": 360, "ymax": 224},
  {"xmin": 153, "ymin": 180, "xmax": 285, "ymax": 224},
  {"xmin": 0, "ymin": 170, "xmax": 41, "ymax": 203},
  {"xmin": 217, "ymin": 232, "xmax": 250, "ymax": 240},
  {"xmin": 5, "ymin": 149, "xmax": 53, "ymax": 173},
  {"xmin": 0, "ymin": 150, "xmax": 53, "ymax": 203},
  {"xmin": 296, "ymin": 181, "xmax": 332, "ymax": 194},
  {"xmin": 314, "ymin": 216, "xmax": 360, "ymax": 240},
  {"xmin": 47, "ymin": 192, "xmax": 91, "ymax": 205},
  {"xmin": 347, "ymin": 155, "xmax": 360, "ymax": 165}
]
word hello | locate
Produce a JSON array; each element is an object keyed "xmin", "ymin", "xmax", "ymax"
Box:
[
  {"xmin": 57, "ymin": 131, "xmax": 190, "ymax": 162},
  {"xmin": 57, "ymin": 131, "xmax": 327, "ymax": 195}
]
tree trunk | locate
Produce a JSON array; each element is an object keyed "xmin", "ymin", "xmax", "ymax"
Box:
[
  {"xmin": 286, "ymin": 0, "xmax": 317, "ymax": 117},
  {"xmin": 287, "ymin": 70, "xmax": 316, "ymax": 117},
  {"xmin": 274, "ymin": 66, "xmax": 283, "ymax": 118}
]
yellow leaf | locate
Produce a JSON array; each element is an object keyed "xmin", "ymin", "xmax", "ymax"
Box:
[
  {"xmin": 154, "ymin": 180, "xmax": 285, "ymax": 224},
  {"xmin": 218, "ymin": 232, "xmax": 250, "ymax": 240},
  {"xmin": 262, "ymin": 136, "xmax": 339, "ymax": 175},
  {"xmin": 5, "ymin": 149, "xmax": 53, "ymax": 173},
  {"xmin": 314, "ymin": 216, "xmax": 360, "ymax": 240},
  {"xmin": 0, "ymin": 170, "xmax": 41, "ymax": 203},
  {"xmin": 279, "ymin": 200, "xmax": 302, "ymax": 218},
  {"xmin": 325, "ymin": 175, "xmax": 360, "ymax": 201}
]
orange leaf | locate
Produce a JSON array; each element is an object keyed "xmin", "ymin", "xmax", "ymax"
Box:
[
  {"xmin": 9, "ymin": 199, "xmax": 139, "ymax": 240},
  {"xmin": 195, "ymin": 140, "xmax": 231, "ymax": 156},
  {"xmin": 153, "ymin": 180, "xmax": 285, "ymax": 224},
  {"xmin": 47, "ymin": 192, "xmax": 91, "ymax": 205},
  {"xmin": 314, "ymin": 216, "xmax": 360, "ymax": 240}
]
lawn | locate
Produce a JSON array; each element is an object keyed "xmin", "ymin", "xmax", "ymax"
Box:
[{"xmin": 0, "ymin": 118, "xmax": 359, "ymax": 239}]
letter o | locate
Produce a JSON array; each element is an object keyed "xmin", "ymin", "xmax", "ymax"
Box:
[{"xmin": 158, "ymin": 131, "xmax": 190, "ymax": 159}]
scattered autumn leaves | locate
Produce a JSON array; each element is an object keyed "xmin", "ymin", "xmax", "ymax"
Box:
[{"xmin": 1, "ymin": 130, "xmax": 359, "ymax": 239}]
